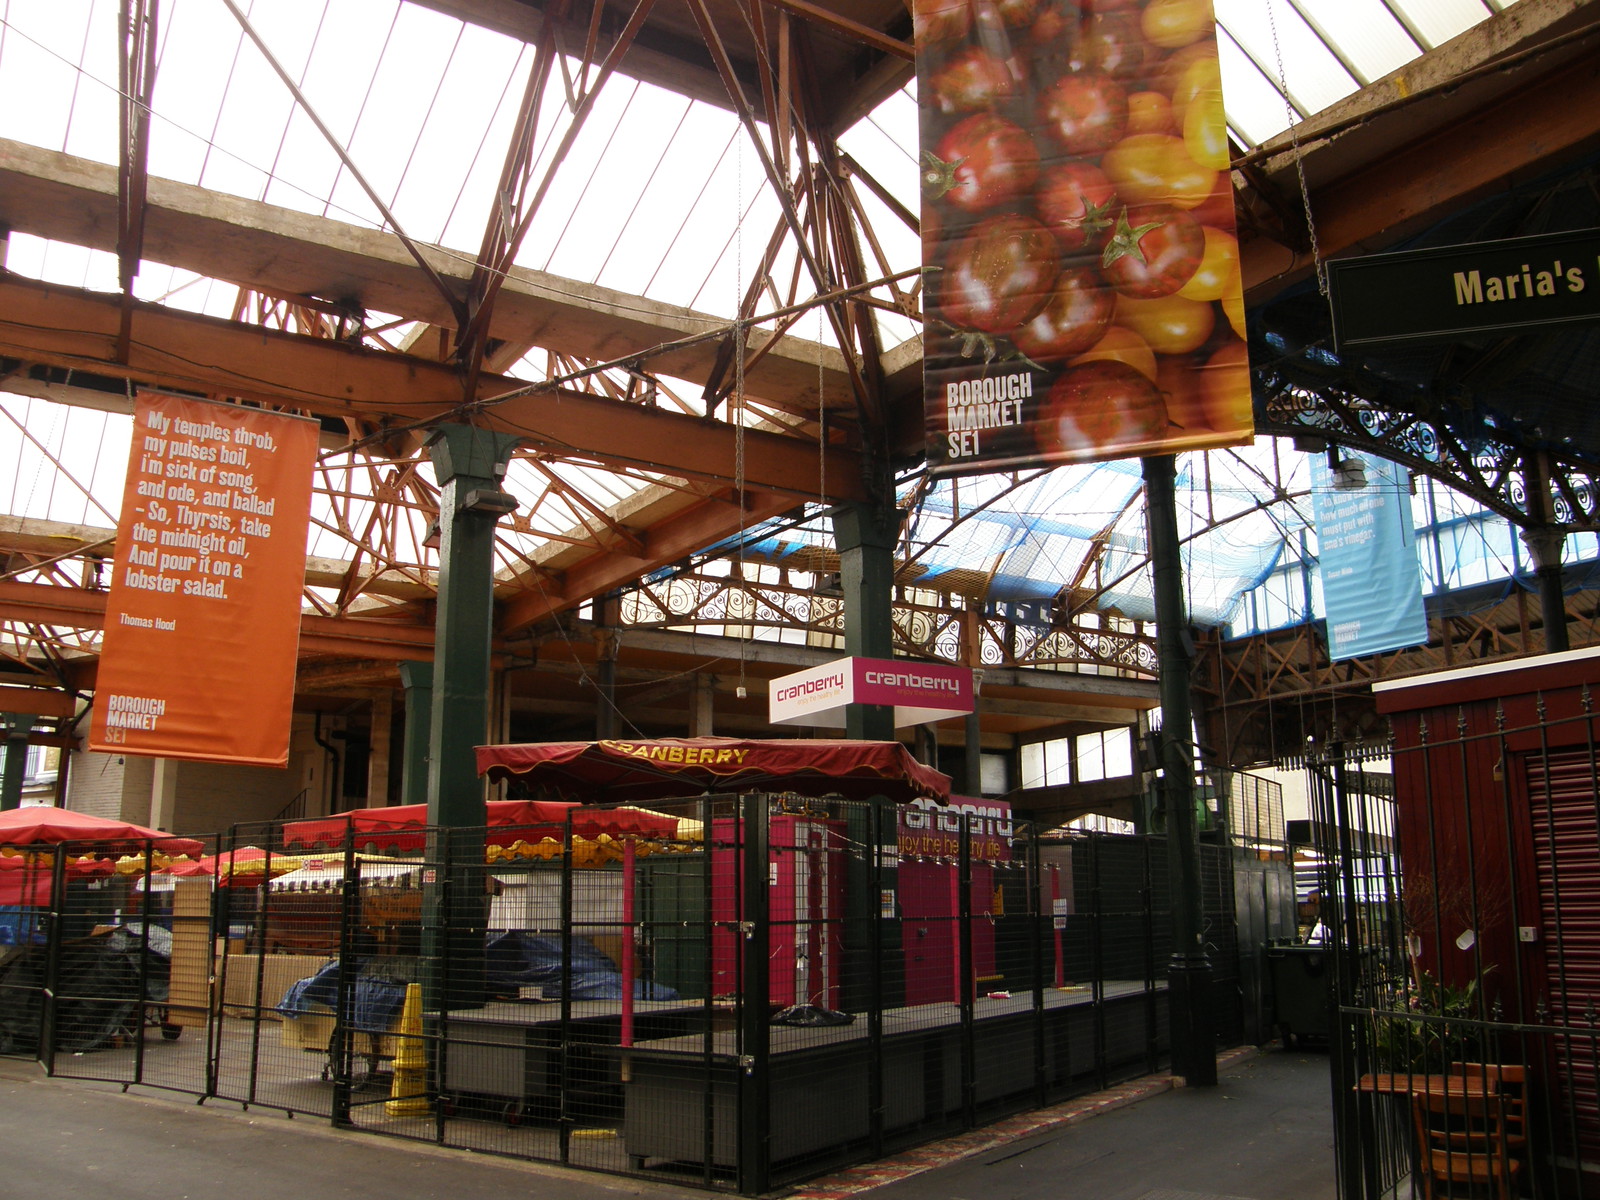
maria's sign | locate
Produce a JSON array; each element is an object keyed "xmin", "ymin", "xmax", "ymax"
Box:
[{"xmin": 1327, "ymin": 227, "xmax": 1600, "ymax": 349}]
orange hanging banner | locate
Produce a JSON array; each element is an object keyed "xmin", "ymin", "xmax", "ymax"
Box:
[{"xmin": 89, "ymin": 395, "xmax": 319, "ymax": 767}]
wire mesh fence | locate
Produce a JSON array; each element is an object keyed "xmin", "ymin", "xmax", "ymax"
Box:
[
  {"xmin": 1311, "ymin": 693, "xmax": 1600, "ymax": 1200},
  {"xmin": 3, "ymin": 796, "xmax": 1247, "ymax": 1193}
]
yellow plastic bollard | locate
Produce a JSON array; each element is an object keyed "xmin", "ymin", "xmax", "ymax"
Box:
[{"xmin": 385, "ymin": 982, "xmax": 431, "ymax": 1117}]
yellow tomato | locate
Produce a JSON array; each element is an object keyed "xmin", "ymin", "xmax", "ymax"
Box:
[
  {"xmin": 1143, "ymin": 0, "xmax": 1214, "ymax": 50},
  {"xmin": 1102, "ymin": 133, "xmax": 1217, "ymax": 209},
  {"xmin": 1178, "ymin": 227, "xmax": 1240, "ymax": 302},
  {"xmin": 1183, "ymin": 87, "xmax": 1230, "ymax": 171},
  {"xmin": 1221, "ymin": 261, "xmax": 1246, "ymax": 338},
  {"xmin": 1127, "ymin": 91, "xmax": 1174, "ymax": 135},
  {"xmin": 1115, "ymin": 293, "xmax": 1215, "ymax": 356},
  {"xmin": 1198, "ymin": 338, "xmax": 1254, "ymax": 432},
  {"xmin": 1167, "ymin": 49, "xmax": 1221, "ymax": 129},
  {"xmin": 1070, "ymin": 325, "xmax": 1158, "ymax": 382}
]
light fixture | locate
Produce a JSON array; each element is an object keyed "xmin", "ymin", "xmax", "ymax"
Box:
[
  {"xmin": 1328, "ymin": 447, "xmax": 1367, "ymax": 491},
  {"xmin": 462, "ymin": 487, "xmax": 519, "ymax": 516}
]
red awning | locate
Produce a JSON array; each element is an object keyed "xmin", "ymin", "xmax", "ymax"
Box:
[
  {"xmin": 281, "ymin": 798, "xmax": 677, "ymax": 852},
  {"xmin": 163, "ymin": 845, "xmax": 302, "ymax": 885},
  {"xmin": 0, "ymin": 852, "xmax": 117, "ymax": 906},
  {"xmin": 475, "ymin": 737, "xmax": 951, "ymax": 805},
  {"xmin": 0, "ymin": 805, "xmax": 205, "ymax": 856}
]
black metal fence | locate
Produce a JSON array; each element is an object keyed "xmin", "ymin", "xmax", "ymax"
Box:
[
  {"xmin": 4, "ymin": 798, "xmax": 1250, "ymax": 1194},
  {"xmin": 1309, "ymin": 703, "xmax": 1600, "ymax": 1200}
]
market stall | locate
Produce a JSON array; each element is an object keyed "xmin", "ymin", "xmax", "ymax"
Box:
[
  {"xmin": 475, "ymin": 736, "xmax": 950, "ymax": 804},
  {"xmin": 476, "ymin": 739, "xmax": 946, "ymax": 1011},
  {"xmin": 280, "ymin": 798, "xmax": 681, "ymax": 853},
  {"xmin": 0, "ymin": 808, "xmax": 205, "ymax": 1055}
]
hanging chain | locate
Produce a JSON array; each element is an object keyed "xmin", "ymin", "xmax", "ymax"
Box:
[
  {"xmin": 734, "ymin": 139, "xmax": 749, "ymax": 694},
  {"xmin": 818, "ymin": 301, "xmax": 827, "ymax": 509},
  {"xmin": 1267, "ymin": 0, "xmax": 1327, "ymax": 296}
]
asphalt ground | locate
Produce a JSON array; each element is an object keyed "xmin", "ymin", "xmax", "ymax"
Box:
[{"xmin": 0, "ymin": 1045, "xmax": 1336, "ymax": 1200}]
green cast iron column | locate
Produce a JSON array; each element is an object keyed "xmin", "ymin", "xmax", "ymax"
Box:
[
  {"xmin": 1522, "ymin": 527, "xmax": 1569, "ymax": 653},
  {"xmin": 1, "ymin": 713, "xmax": 30, "ymax": 812},
  {"xmin": 831, "ymin": 499, "xmax": 898, "ymax": 741},
  {"xmin": 423, "ymin": 424, "xmax": 520, "ymax": 1012},
  {"xmin": 397, "ymin": 662, "xmax": 433, "ymax": 807},
  {"xmin": 1142, "ymin": 454, "xmax": 1216, "ymax": 1087},
  {"xmin": 831, "ymin": 497, "xmax": 903, "ymax": 1008}
]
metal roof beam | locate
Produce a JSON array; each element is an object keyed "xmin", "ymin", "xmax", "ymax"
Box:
[
  {"xmin": 0, "ymin": 273, "xmax": 868, "ymax": 502},
  {"xmin": 0, "ymin": 138, "xmax": 858, "ymax": 419}
]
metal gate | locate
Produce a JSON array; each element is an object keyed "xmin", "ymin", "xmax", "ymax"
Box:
[
  {"xmin": 8, "ymin": 804, "xmax": 1258, "ymax": 1195},
  {"xmin": 1312, "ymin": 711, "xmax": 1600, "ymax": 1200}
]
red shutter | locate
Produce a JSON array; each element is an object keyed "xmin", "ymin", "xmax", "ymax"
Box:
[{"xmin": 1524, "ymin": 749, "xmax": 1600, "ymax": 1166}]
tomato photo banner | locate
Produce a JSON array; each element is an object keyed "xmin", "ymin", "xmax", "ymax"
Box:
[
  {"xmin": 89, "ymin": 395, "xmax": 319, "ymax": 767},
  {"xmin": 917, "ymin": 0, "xmax": 1255, "ymax": 476}
]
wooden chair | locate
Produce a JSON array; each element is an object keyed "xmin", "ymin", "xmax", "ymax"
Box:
[
  {"xmin": 1411, "ymin": 1089, "xmax": 1522, "ymax": 1200},
  {"xmin": 1455, "ymin": 1063, "xmax": 1528, "ymax": 1161}
]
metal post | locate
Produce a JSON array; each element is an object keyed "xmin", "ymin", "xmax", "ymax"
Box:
[
  {"xmin": 736, "ymin": 793, "xmax": 771, "ymax": 1196},
  {"xmin": 422, "ymin": 424, "xmax": 520, "ymax": 1014},
  {"xmin": 958, "ymin": 816, "xmax": 976, "ymax": 1126},
  {"xmin": 1521, "ymin": 526, "xmax": 1569, "ymax": 654},
  {"xmin": 963, "ymin": 709, "xmax": 982, "ymax": 796},
  {"xmin": 0, "ymin": 713, "xmax": 30, "ymax": 811},
  {"xmin": 595, "ymin": 623, "xmax": 621, "ymax": 739},
  {"xmin": 397, "ymin": 662, "xmax": 432, "ymax": 808},
  {"xmin": 1141, "ymin": 454, "xmax": 1216, "ymax": 1087},
  {"xmin": 867, "ymin": 798, "xmax": 886, "ymax": 1157},
  {"xmin": 1328, "ymin": 743, "xmax": 1379, "ymax": 1200},
  {"xmin": 831, "ymin": 500, "xmax": 897, "ymax": 741},
  {"xmin": 832, "ymin": 494, "xmax": 905, "ymax": 1019}
]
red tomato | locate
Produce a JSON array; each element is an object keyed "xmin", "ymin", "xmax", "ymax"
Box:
[
  {"xmin": 984, "ymin": 0, "xmax": 1041, "ymax": 27},
  {"xmin": 925, "ymin": 113, "xmax": 1041, "ymax": 215},
  {"xmin": 1039, "ymin": 360, "xmax": 1168, "ymax": 459},
  {"xmin": 1069, "ymin": 11, "xmax": 1147, "ymax": 81},
  {"xmin": 913, "ymin": 0, "xmax": 971, "ymax": 44},
  {"xmin": 1155, "ymin": 354, "xmax": 1203, "ymax": 436},
  {"xmin": 1101, "ymin": 204, "xmax": 1204, "ymax": 299},
  {"xmin": 1011, "ymin": 268, "xmax": 1117, "ymax": 362},
  {"xmin": 1035, "ymin": 162, "xmax": 1119, "ymax": 255},
  {"xmin": 1102, "ymin": 133, "xmax": 1217, "ymax": 209},
  {"xmin": 1028, "ymin": 3, "xmax": 1071, "ymax": 46},
  {"xmin": 928, "ymin": 46, "xmax": 1024, "ymax": 116},
  {"xmin": 940, "ymin": 214, "xmax": 1060, "ymax": 334},
  {"xmin": 1037, "ymin": 73, "xmax": 1128, "ymax": 157}
]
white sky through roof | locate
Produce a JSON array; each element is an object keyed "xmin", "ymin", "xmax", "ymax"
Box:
[{"xmin": 0, "ymin": 0, "xmax": 1534, "ymax": 632}]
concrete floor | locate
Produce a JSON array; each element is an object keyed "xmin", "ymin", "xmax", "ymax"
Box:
[{"xmin": 0, "ymin": 1042, "xmax": 1337, "ymax": 1200}]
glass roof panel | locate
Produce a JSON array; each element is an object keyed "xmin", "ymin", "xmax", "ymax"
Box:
[
  {"xmin": 1390, "ymin": 0, "xmax": 1503, "ymax": 50},
  {"xmin": 1287, "ymin": 0, "xmax": 1425, "ymax": 86},
  {"xmin": 1213, "ymin": 0, "xmax": 1520, "ymax": 144},
  {"xmin": 1213, "ymin": 29, "xmax": 1305, "ymax": 148},
  {"xmin": 0, "ymin": 0, "xmax": 1544, "ymax": 642},
  {"xmin": 1216, "ymin": 0, "xmax": 1360, "ymax": 125}
]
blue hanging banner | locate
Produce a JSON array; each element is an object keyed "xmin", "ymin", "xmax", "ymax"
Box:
[{"xmin": 1310, "ymin": 453, "xmax": 1429, "ymax": 661}]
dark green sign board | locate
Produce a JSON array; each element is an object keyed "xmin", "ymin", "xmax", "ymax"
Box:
[{"xmin": 1326, "ymin": 227, "xmax": 1600, "ymax": 349}]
